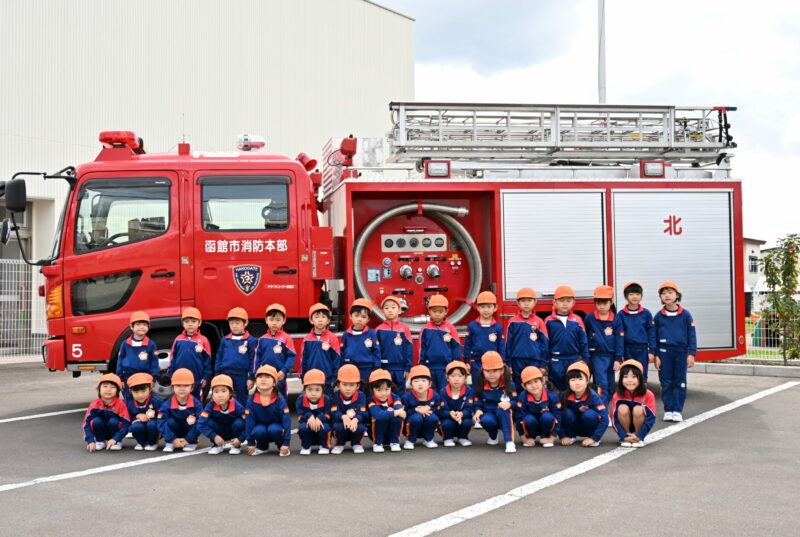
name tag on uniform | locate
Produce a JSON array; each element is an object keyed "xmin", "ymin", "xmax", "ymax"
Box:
[
  {"xmin": 146, "ymin": 409, "xmax": 156, "ymax": 419},
  {"xmin": 394, "ymin": 335, "xmax": 403, "ymax": 346},
  {"xmin": 443, "ymin": 334, "xmax": 452, "ymax": 343},
  {"xmin": 322, "ymin": 342, "xmax": 331, "ymax": 351},
  {"xmin": 604, "ymin": 327, "xmax": 613, "ymax": 336},
  {"xmin": 530, "ymin": 332, "xmax": 538, "ymax": 341},
  {"xmin": 138, "ymin": 351, "xmax": 148, "ymax": 361},
  {"xmin": 273, "ymin": 344, "xmax": 282, "ymax": 354},
  {"xmin": 364, "ymin": 338, "xmax": 373, "ymax": 348},
  {"xmin": 238, "ymin": 344, "xmax": 248, "ymax": 354},
  {"xmin": 194, "ymin": 344, "xmax": 203, "ymax": 353},
  {"xmin": 488, "ymin": 333, "xmax": 497, "ymax": 342}
]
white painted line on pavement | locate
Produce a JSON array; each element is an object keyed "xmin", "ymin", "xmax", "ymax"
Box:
[
  {"xmin": 389, "ymin": 381, "xmax": 800, "ymax": 537},
  {"xmin": 0, "ymin": 408, "xmax": 84, "ymax": 424}
]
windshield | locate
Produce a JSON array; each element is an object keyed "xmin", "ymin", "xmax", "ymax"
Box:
[{"xmin": 49, "ymin": 187, "xmax": 72, "ymax": 260}]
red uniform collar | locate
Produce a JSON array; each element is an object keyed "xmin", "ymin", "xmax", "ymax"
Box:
[
  {"xmin": 225, "ymin": 331, "xmax": 251, "ymax": 340},
  {"xmin": 623, "ymin": 305, "xmax": 644, "ymax": 314},
  {"xmin": 567, "ymin": 391, "xmax": 590, "ymax": 402},
  {"xmin": 170, "ymin": 395, "xmax": 196, "ymax": 409},
  {"xmin": 372, "ymin": 394, "xmax": 394, "ymax": 406},
  {"xmin": 660, "ymin": 305, "xmax": 685, "ymax": 316},
  {"xmin": 525, "ymin": 390, "xmax": 549, "ymax": 403},
  {"xmin": 302, "ymin": 394, "xmax": 326, "ymax": 408},
  {"xmin": 413, "ymin": 388, "xmax": 434, "ymax": 401},
  {"xmin": 483, "ymin": 380, "xmax": 506, "ymax": 390},
  {"xmin": 126, "ymin": 336, "xmax": 151, "ymax": 346},
  {"xmin": 445, "ymin": 385, "xmax": 467, "ymax": 398},
  {"xmin": 592, "ymin": 311, "xmax": 615, "ymax": 321},
  {"xmin": 254, "ymin": 391, "xmax": 278, "ymax": 406}
]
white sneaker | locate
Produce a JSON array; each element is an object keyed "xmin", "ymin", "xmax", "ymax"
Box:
[
  {"xmin": 608, "ymin": 418, "xmax": 614, "ymax": 428},
  {"xmin": 208, "ymin": 445, "xmax": 225, "ymax": 455},
  {"xmin": 423, "ymin": 440, "xmax": 438, "ymax": 449},
  {"xmin": 331, "ymin": 445, "xmax": 345, "ymax": 455},
  {"xmin": 300, "ymin": 448, "xmax": 311, "ymax": 456},
  {"xmin": 473, "ymin": 423, "xmax": 483, "ymax": 429},
  {"xmin": 631, "ymin": 441, "xmax": 645, "ymax": 448},
  {"xmin": 94, "ymin": 442, "xmax": 106, "ymax": 450},
  {"xmin": 505, "ymin": 442, "xmax": 517, "ymax": 453},
  {"xmin": 144, "ymin": 444, "xmax": 158, "ymax": 451},
  {"xmin": 162, "ymin": 443, "xmax": 174, "ymax": 453},
  {"xmin": 620, "ymin": 441, "xmax": 633, "ymax": 448},
  {"xmin": 183, "ymin": 443, "xmax": 198, "ymax": 452},
  {"xmin": 403, "ymin": 440, "xmax": 415, "ymax": 450},
  {"xmin": 586, "ymin": 440, "xmax": 601, "ymax": 447},
  {"xmin": 672, "ymin": 412, "xmax": 683, "ymax": 422},
  {"xmin": 486, "ymin": 437, "xmax": 499, "ymax": 445},
  {"xmin": 372, "ymin": 444, "xmax": 385, "ymax": 453},
  {"xmin": 134, "ymin": 444, "xmax": 144, "ymax": 451},
  {"xmin": 251, "ymin": 448, "xmax": 266, "ymax": 456},
  {"xmin": 541, "ymin": 441, "xmax": 554, "ymax": 448},
  {"xmin": 229, "ymin": 446, "xmax": 241, "ymax": 455},
  {"xmin": 109, "ymin": 443, "xmax": 122, "ymax": 451},
  {"xmin": 125, "ymin": 432, "xmax": 133, "ymax": 439},
  {"xmin": 318, "ymin": 447, "xmax": 330, "ymax": 455},
  {"xmin": 352, "ymin": 444, "xmax": 365, "ymax": 454},
  {"xmin": 663, "ymin": 412, "xmax": 674, "ymax": 422},
  {"xmin": 458, "ymin": 438, "xmax": 473, "ymax": 447},
  {"xmin": 390, "ymin": 443, "xmax": 402, "ymax": 452},
  {"xmin": 443, "ymin": 439, "xmax": 456, "ymax": 447}
]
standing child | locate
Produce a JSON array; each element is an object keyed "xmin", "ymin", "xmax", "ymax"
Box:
[
  {"xmin": 505, "ymin": 288, "xmax": 549, "ymax": 392},
  {"xmin": 419, "ymin": 295, "xmax": 461, "ymax": 389},
  {"xmin": 583, "ymin": 285, "xmax": 624, "ymax": 409},
  {"xmin": 654, "ymin": 281, "xmax": 697, "ymax": 422},
  {"xmin": 252, "ymin": 303, "xmax": 296, "ymax": 399},
  {"xmin": 473, "ymin": 351, "xmax": 517, "ymax": 453},
  {"xmin": 515, "ymin": 366, "xmax": 561, "ymax": 448},
  {"xmin": 215, "ymin": 307, "xmax": 257, "ymax": 404},
  {"xmin": 560, "ymin": 362, "xmax": 608, "ymax": 447},
  {"xmin": 245, "ymin": 365, "xmax": 291, "ymax": 456},
  {"xmin": 330, "ymin": 364, "xmax": 368, "ymax": 454},
  {"xmin": 340, "ymin": 298, "xmax": 381, "ymax": 383},
  {"xmin": 464, "ymin": 291, "xmax": 505, "ymax": 388},
  {"xmin": 168, "ymin": 307, "xmax": 211, "ymax": 400},
  {"xmin": 611, "ymin": 360, "xmax": 656, "ymax": 447},
  {"xmin": 402, "ymin": 365, "xmax": 442, "ymax": 449},
  {"xmin": 301, "ymin": 303, "xmax": 340, "ymax": 392},
  {"xmin": 296, "ymin": 369, "xmax": 333, "ymax": 455},
  {"xmin": 197, "ymin": 374, "xmax": 246, "ymax": 455},
  {"xmin": 83, "ymin": 373, "xmax": 130, "ymax": 452},
  {"xmin": 545, "ymin": 286, "xmax": 590, "ymax": 392},
  {"xmin": 157, "ymin": 368, "xmax": 202, "ymax": 452},
  {"xmin": 366, "ymin": 369, "xmax": 406, "ymax": 453},
  {"xmin": 115, "ymin": 311, "xmax": 159, "ymax": 398},
  {"xmin": 125, "ymin": 373, "xmax": 163, "ymax": 451},
  {"xmin": 375, "ymin": 296, "xmax": 413, "ymax": 393},
  {"xmin": 437, "ymin": 360, "xmax": 475, "ymax": 447},
  {"xmin": 619, "ymin": 282, "xmax": 657, "ymax": 382}
]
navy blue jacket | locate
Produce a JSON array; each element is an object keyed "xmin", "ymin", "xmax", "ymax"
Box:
[
  {"xmin": 375, "ymin": 320, "xmax": 413, "ymax": 372},
  {"xmin": 619, "ymin": 305, "xmax": 656, "ymax": 352},
  {"xmin": 419, "ymin": 321, "xmax": 461, "ymax": 369},
  {"xmin": 168, "ymin": 331, "xmax": 212, "ymax": 384},
  {"xmin": 244, "ymin": 391, "xmax": 292, "ymax": 446},
  {"xmin": 116, "ymin": 336, "xmax": 159, "ymax": 380},
  {"xmin": 330, "ymin": 390, "xmax": 369, "ymax": 424},
  {"xmin": 611, "ymin": 389, "xmax": 657, "ymax": 440},
  {"xmin": 584, "ymin": 311, "xmax": 625, "ymax": 361},
  {"xmin": 402, "ymin": 388, "xmax": 443, "ymax": 419},
  {"xmin": 125, "ymin": 394, "xmax": 164, "ymax": 424},
  {"xmin": 367, "ymin": 393, "xmax": 404, "ymax": 423},
  {"xmin": 474, "ymin": 382, "xmax": 517, "ymax": 413},
  {"xmin": 514, "ymin": 389, "xmax": 562, "ymax": 435},
  {"xmin": 295, "ymin": 393, "xmax": 333, "ymax": 426},
  {"xmin": 504, "ymin": 314, "xmax": 549, "ymax": 369},
  {"xmin": 215, "ymin": 331, "xmax": 257, "ymax": 375},
  {"xmin": 340, "ymin": 327, "xmax": 381, "ymax": 371},
  {"xmin": 83, "ymin": 397, "xmax": 131, "ymax": 443},
  {"xmin": 437, "ymin": 385, "xmax": 475, "ymax": 420},
  {"xmin": 197, "ymin": 399, "xmax": 247, "ymax": 441},
  {"xmin": 156, "ymin": 395, "xmax": 202, "ymax": 442},
  {"xmin": 252, "ymin": 329, "xmax": 296, "ymax": 380},
  {"xmin": 544, "ymin": 312, "xmax": 590, "ymax": 362},
  {"xmin": 300, "ymin": 330, "xmax": 340, "ymax": 381},
  {"xmin": 654, "ymin": 306, "xmax": 697, "ymax": 354},
  {"xmin": 562, "ymin": 389, "xmax": 608, "ymax": 441},
  {"xmin": 464, "ymin": 319, "xmax": 505, "ymax": 367}
]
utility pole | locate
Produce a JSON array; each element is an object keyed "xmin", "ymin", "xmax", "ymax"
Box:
[{"xmin": 598, "ymin": 0, "xmax": 606, "ymax": 104}]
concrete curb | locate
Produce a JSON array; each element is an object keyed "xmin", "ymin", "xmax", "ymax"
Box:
[{"xmin": 690, "ymin": 362, "xmax": 800, "ymax": 378}]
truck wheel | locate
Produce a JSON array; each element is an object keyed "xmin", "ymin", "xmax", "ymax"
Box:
[{"xmin": 150, "ymin": 330, "xmax": 179, "ymax": 399}]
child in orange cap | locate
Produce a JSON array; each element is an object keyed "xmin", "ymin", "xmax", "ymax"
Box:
[
  {"xmin": 253, "ymin": 303, "xmax": 296, "ymax": 399},
  {"xmin": 168, "ymin": 307, "xmax": 212, "ymax": 400},
  {"xmin": 245, "ymin": 365, "xmax": 291, "ymax": 456},
  {"xmin": 296, "ymin": 369, "xmax": 333, "ymax": 455},
  {"xmin": 301, "ymin": 303, "xmax": 340, "ymax": 392},
  {"xmin": 560, "ymin": 362, "xmax": 608, "ymax": 447},
  {"xmin": 473, "ymin": 351, "xmax": 517, "ymax": 453},
  {"xmin": 115, "ymin": 311, "xmax": 159, "ymax": 399},
  {"xmin": 330, "ymin": 364, "xmax": 368, "ymax": 454},
  {"xmin": 157, "ymin": 368, "xmax": 202, "ymax": 452},
  {"xmin": 419, "ymin": 295, "xmax": 462, "ymax": 389},
  {"xmin": 215, "ymin": 307, "xmax": 257, "ymax": 404},
  {"xmin": 464, "ymin": 291, "xmax": 505, "ymax": 389},
  {"xmin": 583, "ymin": 285, "xmax": 624, "ymax": 410},
  {"xmin": 197, "ymin": 374, "xmax": 247, "ymax": 455},
  {"xmin": 505, "ymin": 287, "xmax": 549, "ymax": 392},
  {"xmin": 619, "ymin": 282, "xmax": 657, "ymax": 382},
  {"xmin": 375, "ymin": 296, "xmax": 413, "ymax": 393},
  {"xmin": 437, "ymin": 360, "xmax": 475, "ymax": 447},
  {"xmin": 125, "ymin": 373, "xmax": 163, "ymax": 451},
  {"xmin": 367, "ymin": 369, "xmax": 406, "ymax": 452},
  {"xmin": 402, "ymin": 365, "xmax": 442, "ymax": 449},
  {"xmin": 544, "ymin": 286, "xmax": 590, "ymax": 392},
  {"xmin": 514, "ymin": 366, "xmax": 560, "ymax": 448},
  {"xmin": 340, "ymin": 298, "xmax": 381, "ymax": 383},
  {"xmin": 611, "ymin": 360, "xmax": 656, "ymax": 447},
  {"xmin": 83, "ymin": 373, "xmax": 130, "ymax": 452}
]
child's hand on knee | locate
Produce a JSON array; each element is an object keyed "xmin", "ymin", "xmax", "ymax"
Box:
[
  {"xmin": 561, "ymin": 437, "xmax": 574, "ymax": 446},
  {"xmin": 581, "ymin": 437, "xmax": 596, "ymax": 447},
  {"xmin": 214, "ymin": 435, "xmax": 225, "ymax": 447}
]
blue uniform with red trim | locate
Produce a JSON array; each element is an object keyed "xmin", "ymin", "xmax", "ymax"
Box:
[
  {"xmin": 252, "ymin": 329, "xmax": 296, "ymax": 397},
  {"xmin": 215, "ymin": 331, "xmax": 257, "ymax": 403},
  {"xmin": 619, "ymin": 305, "xmax": 657, "ymax": 381},
  {"xmin": 464, "ymin": 318, "xmax": 505, "ymax": 387},
  {"xmin": 375, "ymin": 320, "xmax": 414, "ymax": 393},
  {"xmin": 504, "ymin": 314, "xmax": 550, "ymax": 391},
  {"xmin": 654, "ymin": 306, "xmax": 697, "ymax": 413},
  {"xmin": 115, "ymin": 336, "xmax": 159, "ymax": 392},
  {"xmin": 156, "ymin": 395, "xmax": 202, "ymax": 444},
  {"xmin": 437, "ymin": 385, "xmax": 475, "ymax": 441},
  {"xmin": 245, "ymin": 391, "xmax": 292, "ymax": 450},
  {"xmin": 125, "ymin": 394, "xmax": 163, "ymax": 447},
  {"xmin": 419, "ymin": 321, "xmax": 461, "ymax": 389},
  {"xmin": 295, "ymin": 393, "xmax": 333, "ymax": 450},
  {"xmin": 514, "ymin": 388, "xmax": 561, "ymax": 439},
  {"xmin": 584, "ymin": 311, "xmax": 625, "ymax": 407},
  {"xmin": 561, "ymin": 389, "xmax": 608, "ymax": 442},
  {"xmin": 197, "ymin": 398, "xmax": 246, "ymax": 443},
  {"xmin": 544, "ymin": 312, "xmax": 590, "ymax": 392},
  {"xmin": 300, "ymin": 330, "xmax": 340, "ymax": 391},
  {"xmin": 474, "ymin": 382, "xmax": 516, "ymax": 443},
  {"xmin": 330, "ymin": 390, "xmax": 368, "ymax": 447},
  {"xmin": 83, "ymin": 397, "xmax": 130, "ymax": 444},
  {"xmin": 340, "ymin": 327, "xmax": 381, "ymax": 383},
  {"xmin": 367, "ymin": 393, "xmax": 405, "ymax": 446},
  {"xmin": 168, "ymin": 331, "xmax": 212, "ymax": 399},
  {"xmin": 402, "ymin": 388, "xmax": 442, "ymax": 443},
  {"xmin": 611, "ymin": 389, "xmax": 657, "ymax": 441}
]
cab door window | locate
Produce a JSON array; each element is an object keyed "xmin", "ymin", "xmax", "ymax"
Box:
[{"xmin": 200, "ymin": 176, "xmax": 290, "ymax": 232}]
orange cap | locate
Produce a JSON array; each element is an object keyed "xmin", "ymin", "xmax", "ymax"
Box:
[
  {"xmin": 129, "ymin": 311, "xmax": 150, "ymax": 325},
  {"xmin": 369, "ymin": 369, "xmax": 393, "ymax": 384},
  {"xmin": 567, "ymin": 361, "xmax": 591, "ymax": 379},
  {"xmin": 554, "ymin": 286, "xmax": 575, "ymax": 300},
  {"xmin": 255, "ymin": 364, "xmax": 279, "ymax": 381},
  {"xmin": 97, "ymin": 373, "xmax": 123, "ymax": 390},
  {"xmin": 481, "ymin": 351, "xmax": 504, "ymax": 371},
  {"xmin": 303, "ymin": 368, "xmax": 326, "ymax": 386},
  {"xmin": 171, "ymin": 368, "xmax": 195, "ymax": 386},
  {"xmin": 520, "ymin": 366, "xmax": 543, "ymax": 385},
  {"xmin": 337, "ymin": 364, "xmax": 361, "ymax": 384},
  {"xmin": 266, "ymin": 303, "xmax": 287, "ymax": 317},
  {"xmin": 210, "ymin": 374, "xmax": 234, "ymax": 390},
  {"xmin": 427, "ymin": 295, "xmax": 448, "ymax": 309},
  {"xmin": 619, "ymin": 359, "xmax": 644, "ymax": 374},
  {"xmin": 446, "ymin": 360, "xmax": 469, "ymax": 375},
  {"xmin": 308, "ymin": 303, "xmax": 331, "ymax": 318},
  {"xmin": 593, "ymin": 285, "xmax": 614, "ymax": 300},
  {"xmin": 659, "ymin": 281, "xmax": 680, "ymax": 293},
  {"xmin": 227, "ymin": 307, "xmax": 248, "ymax": 321},
  {"xmin": 475, "ymin": 291, "xmax": 497, "ymax": 305},
  {"xmin": 409, "ymin": 365, "xmax": 431, "ymax": 380},
  {"xmin": 181, "ymin": 307, "xmax": 202, "ymax": 321},
  {"xmin": 623, "ymin": 281, "xmax": 642, "ymax": 293},
  {"xmin": 351, "ymin": 298, "xmax": 373, "ymax": 311},
  {"xmin": 381, "ymin": 295, "xmax": 403, "ymax": 309},
  {"xmin": 126, "ymin": 372, "xmax": 154, "ymax": 387},
  {"xmin": 516, "ymin": 287, "xmax": 537, "ymax": 300}
]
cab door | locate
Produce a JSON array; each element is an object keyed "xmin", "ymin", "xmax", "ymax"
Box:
[{"xmin": 193, "ymin": 172, "xmax": 300, "ymax": 321}]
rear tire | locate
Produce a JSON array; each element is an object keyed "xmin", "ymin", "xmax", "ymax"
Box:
[{"xmin": 150, "ymin": 330, "xmax": 180, "ymax": 399}]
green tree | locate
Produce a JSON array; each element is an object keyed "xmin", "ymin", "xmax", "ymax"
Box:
[{"xmin": 761, "ymin": 233, "xmax": 800, "ymax": 364}]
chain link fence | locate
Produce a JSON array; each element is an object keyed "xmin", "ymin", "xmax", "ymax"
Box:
[
  {"xmin": 740, "ymin": 311, "xmax": 799, "ymax": 364},
  {"xmin": 0, "ymin": 259, "xmax": 46, "ymax": 362}
]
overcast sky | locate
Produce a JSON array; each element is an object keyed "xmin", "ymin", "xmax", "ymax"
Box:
[{"xmin": 378, "ymin": 0, "xmax": 800, "ymax": 244}]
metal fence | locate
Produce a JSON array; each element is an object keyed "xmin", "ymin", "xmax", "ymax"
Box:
[
  {"xmin": 0, "ymin": 259, "xmax": 46, "ymax": 361},
  {"xmin": 740, "ymin": 311, "xmax": 799, "ymax": 364}
]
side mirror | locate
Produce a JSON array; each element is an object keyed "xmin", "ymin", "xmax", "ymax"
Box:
[
  {"xmin": 5, "ymin": 179, "xmax": 27, "ymax": 213},
  {"xmin": 0, "ymin": 180, "xmax": 6, "ymax": 197},
  {"xmin": 0, "ymin": 219, "xmax": 10, "ymax": 245}
]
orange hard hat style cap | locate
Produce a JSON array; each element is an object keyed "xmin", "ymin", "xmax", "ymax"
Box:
[
  {"xmin": 129, "ymin": 311, "xmax": 150, "ymax": 325},
  {"xmin": 475, "ymin": 291, "xmax": 497, "ymax": 305},
  {"xmin": 567, "ymin": 361, "xmax": 591, "ymax": 379},
  {"xmin": 381, "ymin": 295, "xmax": 403, "ymax": 309},
  {"xmin": 210, "ymin": 374, "xmax": 234, "ymax": 390},
  {"xmin": 255, "ymin": 364, "xmax": 279, "ymax": 381},
  {"xmin": 554, "ymin": 286, "xmax": 575, "ymax": 300},
  {"xmin": 181, "ymin": 307, "xmax": 202, "ymax": 321},
  {"xmin": 409, "ymin": 365, "xmax": 431, "ymax": 380},
  {"xmin": 303, "ymin": 369, "xmax": 326, "ymax": 386},
  {"xmin": 351, "ymin": 298, "xmax": 373, "ymax": 311},
  {"xmin": 308, "ymin": 303, "xmax": 331, "ymax": 318},
  {"xmin": 369, "ymin": 369, "xmax": 393, "ymax": 384},
  {"xmin": 127, "ymin": 372, "xmax": 154, "ymax": 387},
  {"xmin": 97, "ymin": 373, "xmax": 123, "ymax": 390},
  {"xmin": 516, "ymin": 287, "xmax": 537, "ymax": 300},
  {"xmin": 659, "ymin": 281, "xmax": 680, "ymax": 293},
  {"xmin": 593, "ymin": 285, "xmax": 614, "ymax": 300},
  {"xmin": 520, "ymin": 366, "xmax": 543, "ymax": 385},
  {"xmin": 446, "ymin": 360, "xmax": 469, "ymax": 375},
  {"xmin": 619, "ymin": 359, "xmax": 644, "ymax": 374},
  {"xmin": 427, "ymin": 295, "xmax": 448, "ymax": 309},
  {"xmin": 623, "ymin": 282, "xmax": 642, "ymax": 293},
  {"xmin": 481, "ymin": 351, "xmax": 504, "ymax": 371},
  {"xmin": 227, "ymin": 307, "xmax": 248, "ymax": 321},
  {"xmin": 171, "ymin": 368, "xmax": 195, "ymax": 386},
  {"xmin": 266, "ymin": 303, "xmax": 287, "ymax": 316},
  {"xmin": 337, "ymin": 364, "xmax": 361, "ymax": 384}
]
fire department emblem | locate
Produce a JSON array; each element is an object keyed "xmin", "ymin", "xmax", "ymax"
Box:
[
  {"xmin": 233, "ymin": 265, "xmax": 261, "ymax": 295},
  {"xmin": 138, "ymin": 351, "xmax": 148, "ymax": 361},
  {"xmin": 604, "ymin": 327, "xmax": 613, "ymax": 336},
  {"xmin": 443, "ymin": 333, "xmax": 452, "ymax": 343},
  {"xmin": 146, "ymin": 409, "xmax": 156, "ymax": 419},
  {"xmin": 186, "ymin": 415, "xmax": 196, "ymax": 425},
  {"xmin": 488, "ymin": 333, "xmax": 497, "ymax": 343}
]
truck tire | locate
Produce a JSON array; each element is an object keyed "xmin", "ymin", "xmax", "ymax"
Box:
[{"xmin": 150, "ymin": 330, "xmax": 180, "ymax": 399}]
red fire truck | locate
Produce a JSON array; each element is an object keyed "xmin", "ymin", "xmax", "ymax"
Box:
[{"xmin": 0, "ymin": 102, "xmax": 743, "ymax": 393}]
